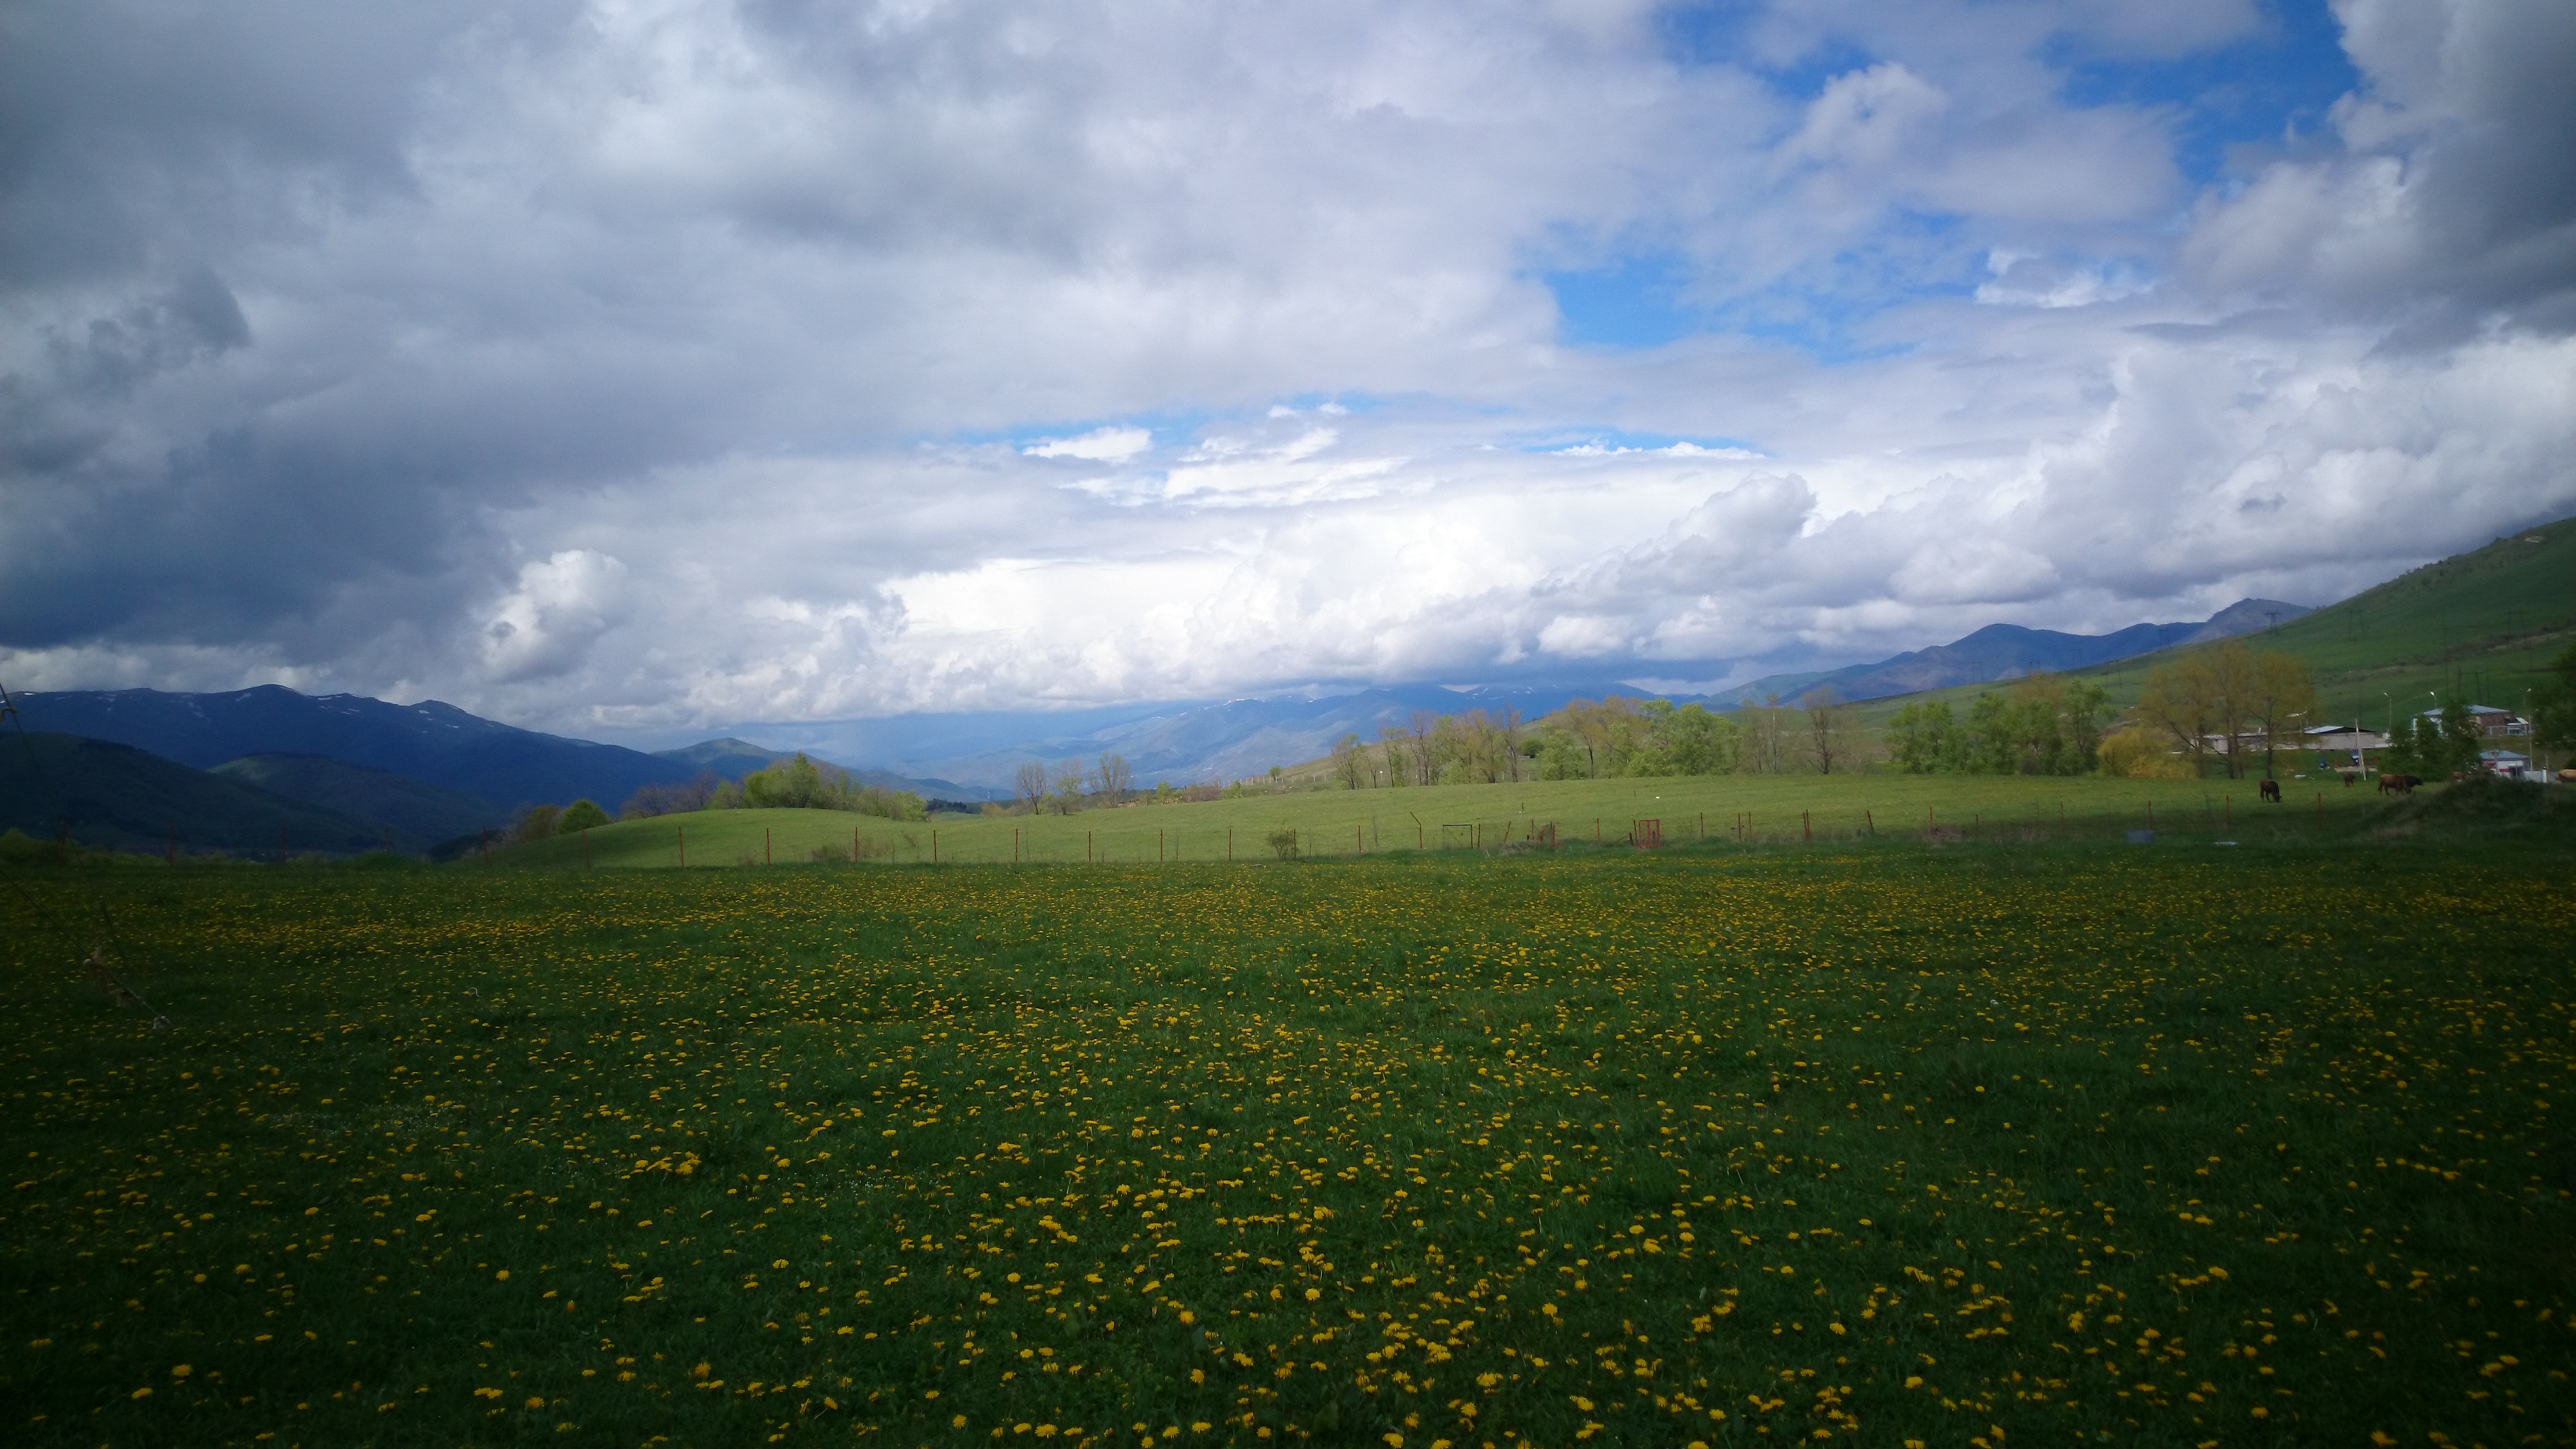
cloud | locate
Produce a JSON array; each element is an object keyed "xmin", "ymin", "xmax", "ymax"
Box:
[
  {"xmin": 481, "ymin": 549, "xmax": 630, "ymax": 683},
  {"xmin": 0, "ymin": 0, "xmax": 2569, "ymax": 737},
  {"xmin": 1024, "ymin": 426, "xmax": 1153, "ymax": 462},
  {"xmin": 2181, "ymin": 0, "xmax": 2576, "ymax": 331}
]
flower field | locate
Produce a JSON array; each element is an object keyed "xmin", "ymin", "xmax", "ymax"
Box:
[{"xmin": 3, "ymin": 841, "xmax": 2571, "ymax": 1447}]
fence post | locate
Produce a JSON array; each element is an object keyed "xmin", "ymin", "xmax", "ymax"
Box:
[
  {"xmin": 1087, "ymin": 830, "xmax": 1093, "ymax": 863},
  {"xmin": 678, "ymin": 826, "xmax": 684, "ymax": 867},
  {"xmin": 765, "ymin": 827, "xmax": 771, "ymax": 864},
  {"xmin": 1228, "ymin": 826, "xmax": 1233, "ymax": 861},
  {"xmin": 932, "ymin": 830, "xmax": 938, "ymax": 864}
]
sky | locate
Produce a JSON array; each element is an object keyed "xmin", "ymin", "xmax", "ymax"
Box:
[{"xmin": 3, "ymin": 0, "xmax": 2573, "ymax": 742}]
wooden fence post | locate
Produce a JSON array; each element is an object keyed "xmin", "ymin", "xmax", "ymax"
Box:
[{"xmin": 678, "ymin": 826, "xmax": 684, "ymax": 867}]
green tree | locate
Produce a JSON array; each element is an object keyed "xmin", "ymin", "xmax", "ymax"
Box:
[
  {"xmin": 1332, "ymin": 733, "xmax": 1368, "ymax": 790},
  {"xmin": 513, "ymin": 802, "xmax": 561, "ymax": 842},
  {"xmin": 1800, "ymin": 688, "xmax": 1859, "ymax": 774},
  {"xmin": 1885, "ymin": 700, "xmax": 1964, "ymax": 773},
  {"xmin": 557, "ymin": 798, "xmax": 610, "ymax": 833},
  {"xmin": 2245, "ymin": 652, "xmax": 2320, "ymax": 780}
]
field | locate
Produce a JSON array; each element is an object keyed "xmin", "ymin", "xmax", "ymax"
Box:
[
  {"xmin": 494, "ymin": 771, "xmax": 2396, "ymax": 872},
  {"xmin": 3, "ymin": 796, "xmax": 2573, "ymax": 1448}
]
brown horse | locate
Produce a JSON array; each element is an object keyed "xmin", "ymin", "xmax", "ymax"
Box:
[
  {"xmin": 2377, "ymin": 773, "xmax": 2422, "ymax": 795},
  {"xmin": 2258, "ymin": 779, "xmax": 2282, "ymax": 802}
]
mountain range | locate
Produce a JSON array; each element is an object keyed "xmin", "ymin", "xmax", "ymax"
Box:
[
  {"xmin": 1707, "ymin": 598, "xmax": 2312, "ymax": 707},
  {"xmin": 5, "ymin": 593, "xmax": 2309, "ymax": 853},
  {"xmin": 774, "ymin": 597, "xmax": 2312, "ymax": 790}
]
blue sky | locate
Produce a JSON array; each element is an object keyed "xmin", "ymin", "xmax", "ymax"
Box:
[{"xmin": 3, "ymin": 0, "xmax": 2571, "ymax": 734}]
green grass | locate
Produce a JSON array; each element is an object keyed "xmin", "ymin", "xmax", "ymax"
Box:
[
  {"xmin": 3, "ymin": 807, "xmax": 2571, "ymax": 1447},
  {"xmin": 500, "ymin": 772, "xmax": 2397, "ymax": 871}
]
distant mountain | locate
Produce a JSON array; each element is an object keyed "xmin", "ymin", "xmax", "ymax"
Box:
[
  {"xmin": 1711, "ymin": 598, "xmax": 2312, "ymax": 706},
  {"xmin": 2184, "ymin": 598, "xmax": 2313, "ymax": 643},
  {"xmin": 14, "ymin": 685, "xmax": 695, "ymax": 809},
  {"xmin": 209, "ymin": 754, "xmax": 502, "ymax": 849},
  {"xmin": 650, "ymin": 735, "xmax": 1005, "ymax": 800},
  {"xmin": 869, "ymin": 680, "xmax": 1666, "ymax": 791},
  {"xmin": 652, "ymin": 737, "xmax": 788, "ymax": 780},
  {"xmin": 1, "ymin": 733, "xmax": 386, "ymax": 856}
]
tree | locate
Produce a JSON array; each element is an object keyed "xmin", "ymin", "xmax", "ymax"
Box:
[
  {"xmin": 1094, "ymin": 752, "xmax": 1132, "ymax": 806},
  {"xmin": 743, "ymin": 752, "xmax": 829, "ymax": 808},
  {"xmin": 2137, "ymin": 641, "xmax": 2302, "ymax": 778},
  {"xmin": 514, "ymin": 803, "xmax": 561, "ymax": 842},
  {"xmin": 1407, "ymin": 710, "xmax": 1438, "ymax": 786},
  {"xmin": 1499, "ymin": 704, "xmax": 1524, "ymax": 783},
  {"xmin": 558, "ymin": 798, "xmax": 610, "ymax": 833},
  {"xmin": 1014, "ymin": 761, "xmax": 1049, "ymax": 816},
  {"xmin": 622, "ymin": 771, "xmax": 721, "ymax": 818},
  {"xmin": 1886, "ymin": 700, "xmax": 1964, "ymax": 773},
  {"xmin": 1051, "ymin": 759, "xmax": 1086, "ymax": 813},
  {"xmin": 2245, "ymin": 651, "xmax": 2320, "ymax": 780},
  {"xmin": 1332, "ymin": 733, "xmax": 1368, "ymax": 790},
  {"xmin": 1736, "ymin": 694, "xmax": 1803, "ymax": 774},
  {"xmin": 1379, "ymin": 724, "xmax": 1409, "ymax": 788},
  {"xmin": 1801, "ymin": 688, "xmax": 1857, "ymax": 774},
  {"xmin": 2136, "ymin": 652, "xmax": 2225, "ymax": 775}
]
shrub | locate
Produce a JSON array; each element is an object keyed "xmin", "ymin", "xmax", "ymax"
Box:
[
  {"xmin": 1265, "ymin": 828, "xmax": 1300, "ymax": 860},
  {"xmin": 2098, "ymin": 727, "xmax": 2190, "ymax": 779}
]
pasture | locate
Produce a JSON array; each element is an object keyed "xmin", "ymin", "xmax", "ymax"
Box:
[
  {"xmin": 498, "ymin": 770, "xmax": 2398, "ymax": 871},
  {"xmin": 2, "ymin": 814, "xmax": 2571, "ymax": 1447}
]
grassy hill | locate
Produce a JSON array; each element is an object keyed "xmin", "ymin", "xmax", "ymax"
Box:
[
  {"xmin": 209, "ymin": 753, "xmax": 504, "ymax": 849},
  {"xmin": 1853, "ymin": 515, "xmax": 2576, "ymax": 735},
  {"xmin": 0, "ymin": 733, "xmax": 388, "ymax": 857}
]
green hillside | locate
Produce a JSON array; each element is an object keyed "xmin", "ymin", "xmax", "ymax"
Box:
[
  {"xmin": 210, "ymin": 753, "xmax": 504, "ymax": 849},
  {"xmin": 1843, "ymin": 516, "xmax": 2576, "ymax": 734},
  {"xmin": 0, "ymin": 733, "xmax": 388, "ymax": 857}
]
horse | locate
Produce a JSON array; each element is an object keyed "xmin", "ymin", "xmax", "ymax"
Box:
[
  {"xmin": 2257, "ymin": 779, "xmax": 2282, "ymax": 802},
  {"xmin": 2377, "ymin": 773, "xmax": 2422, "ymax": 795}
]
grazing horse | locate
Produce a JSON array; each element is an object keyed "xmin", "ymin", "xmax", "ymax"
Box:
[
  {"xmin": 2258, "ymin": 779, "xmax": 2282, "ymax": 802},
  {"xmin": 2377, "ymin": 773, "xmax": 2421, "ymax": 796}
]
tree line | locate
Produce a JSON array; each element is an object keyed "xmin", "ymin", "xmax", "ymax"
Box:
[{"xmin": 511, "ymin": 753, "xmax": 929, "ymax": 842}]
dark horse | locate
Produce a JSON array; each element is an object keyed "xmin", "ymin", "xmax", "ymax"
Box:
[
  {"xmin": 2258, "ymin": 779, "xmax": 2282, "ymax": 802},
  {"xmin": 2377, "ymin": 773, "xmax": 2423, "ymax": 795}
]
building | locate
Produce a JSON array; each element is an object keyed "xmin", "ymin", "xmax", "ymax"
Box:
[
  {"xmin": 2477, "ymin": 748, "xmax": 2534, "ymax": 778},
  {"xmin": 2418, "ymin": 704, "xmax": 2530, "ymax": 737},
  {"xmin": 2302, "ymin": 722, "xmax": 2386, "ymax": 763}
]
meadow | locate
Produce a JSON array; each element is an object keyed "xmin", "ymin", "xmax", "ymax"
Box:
[
  {"xmin": 495, "ymin": 770, "xmax": 2394, "ymax": 872},
  {"xmin": 3, "ymin": 802, "xmax": 2571, "ymax": 1448}
]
